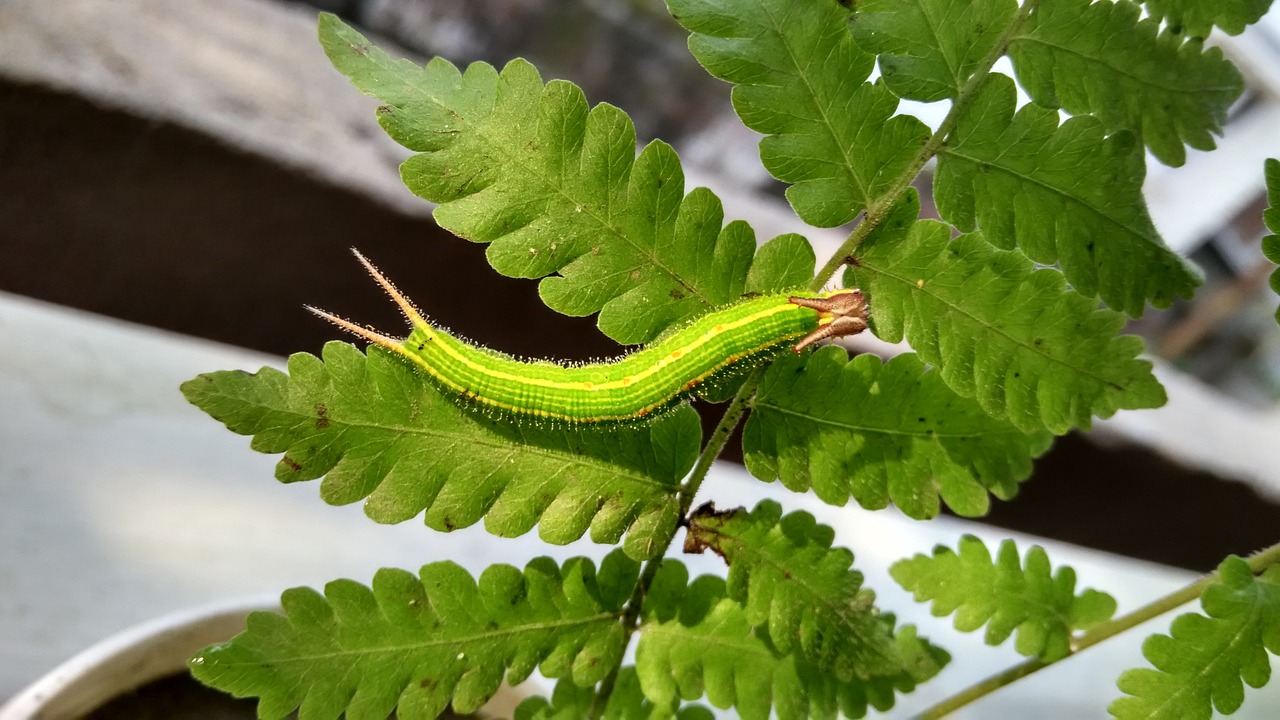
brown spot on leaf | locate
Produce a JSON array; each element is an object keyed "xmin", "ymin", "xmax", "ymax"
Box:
[
  {"xmin": 683, "ymin": 501, "xmax": 744, "ymax": 563},
  {"xmin": 281, "ymin": 456, "xmax": 302, "ymax": 473},
  {"xmin": 315, "ymin": 403, "xmax": 330, "ymax": 429}
]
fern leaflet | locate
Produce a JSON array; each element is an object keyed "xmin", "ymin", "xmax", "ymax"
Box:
[
  {"xmin": 191, "ymin": 552, "xmax": 639, "ymax": 719},
  {"xmin": 1008, "ymin": 0, "xmax": 1243, "ymax": 166},
  {"xmin": 181, "ymin": 343, "xmax": 698, "ymax": 559},
  {"xmin": 892, "ymin": 535, "xmax": 1117, "ymax": 660},
  {"xmin": 1110, "ymin": 556, "xmax": 1280, "ymax": 719},
  {"xmin": 683, "ymin": 499, "xmax": 906, "ymax": 681},
  {"xmin": 935, "ymin": 73, "xmax": 1201, "ymax": 316},
  {"xmin": 666, "ymin": 0, "xmax": 931, "ymax": 227},
  {"xmin": 320, "ymin": 14, "xmax": 802, "ymax": 344},
  {"xmin": 1263, "ymin": 158, "xmax": 1280, "ymax": 325},
  {"xmin": 515, "ymin": 669, "xmax": 713, "ymax": 720},
  {"xmin": 844, "ymin": 191, "xmax": 1167, "ymax": 434},
  {"xmin": 742, "ymin": 347, "xmax": 1051, "ymax": 518},
  {"xmin": 636, "ymin": 564, "xmax": 947, "ymax": 719},
  {"xmin": 850, "ymin": 0, "xmax": 1018, "ymax": 102},
  {"xmin": 1141, "ymin": 0, "xmax": 1271, "ymax": 37}
]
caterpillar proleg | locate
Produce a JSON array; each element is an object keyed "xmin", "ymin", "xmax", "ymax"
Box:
[{"xmin": 310, "ymin": 251, "xmax": 868, "ymax": 423}]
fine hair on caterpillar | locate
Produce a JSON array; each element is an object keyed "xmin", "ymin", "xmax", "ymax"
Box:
[{"xmin": 309, "ymin": 249, "xmax": 869, "ymax": 424}]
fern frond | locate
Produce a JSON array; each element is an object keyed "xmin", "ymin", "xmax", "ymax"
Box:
[
  {"xmin": 683, "ymin": 500, "xmax": 905, "ymax": 681},
  {"xmin": 666, "ymin": 0, "xmax": 931, "ymax": 227},
  {"xmin": 191, "ymin": 553, "xmax": 638, "ymax": 719},
  {"xmin": 850, "ymin": 0, "xmax": 1018, "ymax": 102},
  {"xmin": 892, "ymin": 535, "xmax": 1117, "ymax": 661},
  {"xmin": 1008, "ymin": 0, "xmax": 1243, "ymax": 166},
  {"xmin": 742, "ymin": 348, "xmax": 1051, "ymax": 518},
  {"xmin": 936, "ymin": 74, "xmax": 1201, "ymax": 316},
  {"xmin": 637, "ymin": 565, "xmax": 948, "ymax": 720},
  {"xmin": 844, "ymin": 191, "xmax": 1167, "ymax": 434},
  {"xmin": 1110, "ymin": 556, "xmax": 1280, "ymax": 719},
  {"xmin": 181, "ymin": 343, "xmax": 697, "ymax": 559},
  {"xmin": 1263, "ymin": 158, "xmax": 1280, "ymax": 325},
  {"xmin": 515, "ymin": 669, "xmax": 713, "ymax": 720},
  {"xmin": 319, "ymin": 15, "xmax": 801, "ymax": 344},
  {"xmin": 1141, "ymin": 0, "xmax": 1271, "ymax": 37}
]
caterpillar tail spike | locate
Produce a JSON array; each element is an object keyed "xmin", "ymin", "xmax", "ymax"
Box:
[{"xmin": 311, "ymin": 251, "xmax": 870, "ymax": 423}]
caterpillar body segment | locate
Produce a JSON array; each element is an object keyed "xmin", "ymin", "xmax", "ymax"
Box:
[{"xmin": 311, "ymin": 250, "xmax": 869, "ymax": 423}]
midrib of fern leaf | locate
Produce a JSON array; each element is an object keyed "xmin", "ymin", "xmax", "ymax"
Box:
[
  {"xmin": 320, "ymin": 14, "xmax": 805, "ymax": 344},
  {"xmin": 181, "ymin": 343, "xmax": 699, "ymax": 560},
  {"xmin": 191, "ymin": 553, "xmax": 639, "ymax": 719}
]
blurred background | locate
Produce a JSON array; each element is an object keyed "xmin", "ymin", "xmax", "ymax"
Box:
[{"xmin": 3, "ymin": 0, "xmax": 1280, "ymax": 714}]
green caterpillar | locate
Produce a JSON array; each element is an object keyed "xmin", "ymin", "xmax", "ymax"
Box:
[{"xmin": 311, "ymin": 251, "xmax": 868, "ymax": 423}]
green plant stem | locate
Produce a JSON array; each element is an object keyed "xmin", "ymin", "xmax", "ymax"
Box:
[
  {"xmin": 913, "ymin": 541, "xmax": 1280, "ymax": 720},
  {"xmin": 810, "ymin": 0, "xmax": 1038, "ymax": 291},
  {"xmin": 587, "ymin": 370, "xmax": 765, "ymax": 717}
]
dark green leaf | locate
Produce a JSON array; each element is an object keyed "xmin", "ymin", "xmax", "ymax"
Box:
[
  {"xmin": 936, "ymin": 74, "xmax": 1201, "ymax": 315},
  {"xmin": 181, "ymin": 343, "xmax": 698, "ymax": 559},
  {"xmin": 845, "ymin": 191, "xmax": 1167, "ymax": 434},
  {"xmin": 892, "ymin": 535, "xmax": 1117, "ymax": 661},
  {"xmin": 1008, "ymin": 0, "xmax": 1244, "ymax": 166},
  {"xmin": 1110, "ymin": 556, "xmax": 1280, "ymax": 719},
  {"xmin": 1141, "ymin": 0, "xmax": 1272, "ymax": 36},
  {"xmin": 743, "ymin": 348, "xmax": 1052, "ymax": 518},
  {"xmin": 191, "ymin": 553, "xmax": 638, "ymax": 719},
  {"xmin": 850, "ymin": 0, "xmax": 1018, "ymax": 102},
  {"xmin": 684, "ymin": 500, "xmax": 905, "ymax": 680},
  {"xmin": 667, "ymin": 0, "xmax": 931, "ymax": 227},
  {"xmin": 637, "ymin": 567, "xmax": 947, "ymax": 720}
]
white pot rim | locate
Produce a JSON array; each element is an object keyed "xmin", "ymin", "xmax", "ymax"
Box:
[{"xmin": 0, "ymin": 594, "xmax": 279, "ymax": 720}]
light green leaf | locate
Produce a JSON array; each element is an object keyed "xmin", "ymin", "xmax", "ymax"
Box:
[
  {"xmin": 666, "ymin": 0, "xmax": 931, "ymax": 227},
  {"xmin": 191, "ymin": 553, "xmax": 638, "ymax": 719},
  {"xmin": 515, "ymin": 669, "xmax": 713, "ymax": 720},
  {"xmin": 745, "ymin": 233, "xmax": 817, "ymax": 295},
  {"xmin": 1110, "ymin": 556, "xmax": 1280, "ymax": 719},
  {"xmin": 936, "ymin": 74, "xmax": 1201, "ymax": 315},
  {"xmin": 850, "ymin": 0, "xmax": 1018, "ymax": 102},
  {"xmin": 1008, "ymin": 0, "xmax": 1244, "ymax": 166},
  {"xmin": 1263, "ymin": 158, "xmax": 1280, "ymax": 325},
  {"xmin": 684, "ymin": 500, "xmax": 906, "ymax": 681},
  {"xmin": 1141, "ymin": 0, "xmax": 1272, "ymax": 37},
  {"xmin": 637, "ymin": 566, "xmax": 948, "ymax": 720},
  {"xmin": 181, "ymin": 343, "xmax": 698, "ymax": 559},
  {"xmin": 844, "ymin": 191, "xmax": 1167, "ymax": 434},
  {"xmin": 743, "ymin": 348, "xmax": 1052, "ymax": 518},
  {"xmin": 892, "ymin": 535, "xmax": 1117, "ymax": 661},
  {"xmin": 320, "ymin": 14, "xmax": 780, "ymax": 344}
]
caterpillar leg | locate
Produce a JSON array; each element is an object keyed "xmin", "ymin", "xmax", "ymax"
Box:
[{"xmin": 790, "ymin": 289, "xmax": 868, "ymax": 352}]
